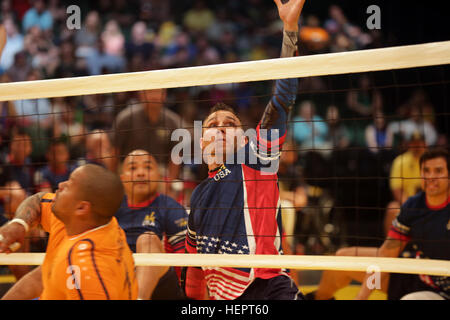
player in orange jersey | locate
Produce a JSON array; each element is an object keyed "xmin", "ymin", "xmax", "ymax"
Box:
[{"xmin": 0, "ymin": 164, "xmax": 138, "ymax": 300}]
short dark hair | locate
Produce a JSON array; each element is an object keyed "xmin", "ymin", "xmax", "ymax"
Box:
[
  {"xmin": 206, "ymin": 102, "xmax": 240, "ymax": 120},
  {"xmin": 419, "ymin": 148, "xmax": 449, "ymax": 171},
  {"xmin": 208, "ymin": 102, "xmax": 239, "ymax": 118}
]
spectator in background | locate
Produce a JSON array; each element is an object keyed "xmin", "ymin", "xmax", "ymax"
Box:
[
  {"xmin": 74, "ymin": 11, "xmax": 101, "ymax": 59},
  {"xmin": 325, "ymin": 105, "xmax": 352, "ymax": 151},
  {"xmin": 346, "ymin": 74, "xmax": 383, "ymax": 147},
  {"xmin": 386, "ymin": 103, "xmax": 438, "ymax": 149},
  {"xmin": 52, "ymin": 38, "xmax": 88, "ymax": 79},
  {"xmin": 52, "ymin": 96, "xmax": 86, "ymax": 159},
  {"xmin": 0, "ymin": 168, "xmax": 30, "ymax": 281},
  {"xmin": 83, "ymin": 129, "xmax": 117, "ymax": 173},
  {"xmin": 125, "ymin": 21, "xmax": 154, "ymax": 62},
  {"xmin": 278, "ymin": 139, "xmax": 307, "ymax": 255},
  {"xmin": 365, "ymin": 109, "xmax": 389, "ymax": 153},
  {"xmin": 0, "ymin": 163, "xmax": 27, "ymax": 222},
  {"xmin": 194, "ymin": 34, "xmax": 221, "ymax": 66},
  {"xmin": 292, "ymin": 100, "xmax": 329, "ymax": 154},
  {"xmin": 0, "ymin": 17, "xmax": 24, "ymax": 71},
  {"xmin": 0, "ymin": 73, "xmax": 18, "ymax": 151},
  {"xmin": 1, "ymin": 127, "xmax": 34, "ymax": 194},
  {"xmin": 47, "ymin": 0, "xmax": 66, "ymax": 29},
  {"xmin": 14, "ymin": 70, "xmax": 53, "ymax": 162},
  {"xmin": 385, "ymin": 132, "xmax": 426, "ymax": 235},
  {"xmin": 34, "ymin": 139, "xmax": 76, "ymax": 193},
  {"xmin": 22, "ymin": 0, "xmax": 53, "ymax": 34},
  {"xmin": 82, "ymin": 93, "xmax": 115, "ymax": 130},
  {"xmin": 299, "ymin": 15, "xmax": 329, "ymax": 53},
  {"xmin": 23, "ymin": 25, "xmax": 58, "ymax": 75},
  {"xmin": 183, "ymin": 0, "xmax": 215, "ymax": 34},
  {"xmin": 325, "ymin": 5, "xmax": 372, "ymax": 51},
  {"xmin": 206, "ymin": 7, "xmax": 236, "ymax": 45},
  {"xmin": 1, "ymin": 0, "xmax": 18, "ymax": 23},
  {"xmin": 107, "ymin": 0, "xmax": 137, "ymax": 31},
  {"xmin": 347, "ymin": 74, "xmax": 383, "ymax": 118},
  {"xmin": 6, "ymin": 51, "xmax": 30, "ymax": 82},
  {"xmin": 86, "ymin": 37, "xmax": 126, "ymax": 75},
  {"xmin": 101, "ymin": 20, "xmax": 125, "ymax": 58},
  {"xmin": 110, "ymin": 89, "xmax": 185, "ymax": 183},
  {"xmin": 160, "ymin": 30, "xmax": 195, "ymax": 68}
]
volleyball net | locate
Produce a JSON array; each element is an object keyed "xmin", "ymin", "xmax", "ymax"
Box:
[{"xmin": 0, "ymin": 40, "xmax": 449, "ymax": 278}]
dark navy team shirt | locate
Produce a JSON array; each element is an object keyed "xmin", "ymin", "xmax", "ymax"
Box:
[
  {"xmin": 115, "ymin": 193, "xmax": 188, "ymax": 254},
  {"xmin": 389, "ymin": 191, "xmax": 450, "ymax": 298},
  {"xmin": 35, "ymin": 164, "xmax": 77, "ymax": 192}
]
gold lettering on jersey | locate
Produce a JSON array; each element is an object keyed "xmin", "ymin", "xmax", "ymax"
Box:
[
  {"xmin": 175, "ymin": 217, "xmax": 188, "ymax": 228},
  {"xmin": 142, "ymin": 212, "xmax": 156, "ymax": 227},
  {"xmin": 447, "ymin": 219, "xmax": 450, "ymax": 231},
  {"xmin": 213, "ymin": 165, "xmax": 232, "ymax": 182}
]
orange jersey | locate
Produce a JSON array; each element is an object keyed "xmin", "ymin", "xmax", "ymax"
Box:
[{"xmin": 39, "ymin": 193, "xmax": 138, "ymax": 300}]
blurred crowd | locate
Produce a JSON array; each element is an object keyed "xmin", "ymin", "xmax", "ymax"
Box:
[{"xmin": 0, "ymin": 0, "xmax": 448, "ymax": 256}]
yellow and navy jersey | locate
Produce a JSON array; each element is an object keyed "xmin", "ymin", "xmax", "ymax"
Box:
[
  {"xmin": 388, "ymin": 191, "xmax": 450, "ymax": 298},
  {"xmin": 39, "ymin": 193, "xmax": 138, "ymax": 300},
  {"xmin": 114, "ymin": 193, "xmax": 188, "ymax": 254}
]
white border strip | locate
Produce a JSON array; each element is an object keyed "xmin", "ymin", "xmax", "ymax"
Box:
[
  {"xmin": 0, "ymin": 253, "xmax": 448, "ymax": 276},
  {"xmin": 1, "ymin": 41, "xmax": 449, "ymax": 101}
]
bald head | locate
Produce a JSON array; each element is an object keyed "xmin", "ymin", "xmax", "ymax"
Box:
[{"xmin": 77, "ymin": 164, "xmax": 124, "ymax": 223}]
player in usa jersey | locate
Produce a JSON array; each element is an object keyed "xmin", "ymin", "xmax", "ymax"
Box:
[
  {"xmin": 183, "ymin": 0, "xmax": 306, "ymax": 300},
  {"xmin": 116, "ymin": 150, "xmax": 188, "ymax": 300}
]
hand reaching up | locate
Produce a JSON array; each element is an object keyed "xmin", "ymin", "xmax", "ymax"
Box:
[{"xmin": 274, "ymin": 0, "xmax": 306, "ymax": 31}]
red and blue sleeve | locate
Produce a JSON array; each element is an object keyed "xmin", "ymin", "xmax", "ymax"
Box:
[{"xmin": 257, "ymin": 30, "xmax": 299, "ymax": 153}]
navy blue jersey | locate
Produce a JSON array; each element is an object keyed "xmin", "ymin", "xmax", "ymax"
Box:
[
  {"xmin": 1, "ymin": 155, "xmax": 34, "ymax": 193},
  {"xmin": 186, "ymin": 30, "xmax": 299, "ymax": 300},
  {"xmin": 389, "ymin": 191, "xmax": 450, "ymax": 299},
  {"xmin": 115, "ymin": 193, "xmax": 188, "ymax": 254},
  {"xmin": 34, "ymin": 164, "xmax": 77, "ymax": 192}
]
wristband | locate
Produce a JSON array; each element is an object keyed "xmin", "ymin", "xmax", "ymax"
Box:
[{"xmin": 8, "ymin": 218, "xmax": 29, "ymax": 233}]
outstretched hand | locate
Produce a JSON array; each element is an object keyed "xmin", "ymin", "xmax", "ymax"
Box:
[{"xmin": 274, "ymin": 0, "xmax": 306, "ymax": 31}]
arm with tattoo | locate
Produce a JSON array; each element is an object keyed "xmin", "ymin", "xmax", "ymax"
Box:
[
  {"xmin": 0, "ymin": 192, "xmax": 46, "ymax": 253},
  {"xmin": 13, "ymin": 192, "xmax": 46, "ymax": 229}
]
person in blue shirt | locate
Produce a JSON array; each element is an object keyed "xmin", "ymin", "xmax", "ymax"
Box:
[
  {"xmin": 115, "ymin": 149, "xmax": 188, "ymax": 300},
  {"xmin": 291, "ymin": 100, "xmax": 328, "ymax": 153},
  {"xmin": 22, "ymin": 0, "xmax": 53, "ymax": 33},
  {"xmin": 35, "ymin": 140, "xmax": 77, "ymax": 192}
]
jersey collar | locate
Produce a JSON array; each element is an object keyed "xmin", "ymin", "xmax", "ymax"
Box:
[
  {"xmin": 208, "ymin": 164, "xmax": 225, "ymax": 178},
  {"xmin": 127, "ymin": 193, "xmax": 160, "ymax": 209},
  {"xmin": 426, "ymin": 195, "xmax": 450, "ymax": 211}
]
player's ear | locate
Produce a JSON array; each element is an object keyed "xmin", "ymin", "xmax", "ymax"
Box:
[
  {"xmin": 75, "ymin": 201, "xmax": 91, "ymax": 218},
  {"xmin": 199, "ymin": 137, "xmax": 204, "ymax": 150}
]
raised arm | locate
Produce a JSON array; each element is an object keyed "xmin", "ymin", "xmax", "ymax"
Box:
[
  {"xmin": 0, "ymin": 192, "xmax": 46, "ymax": 253},
  {"xmin": 259, "ymin": 0, "xmax": 305, "ymax": 142}
]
